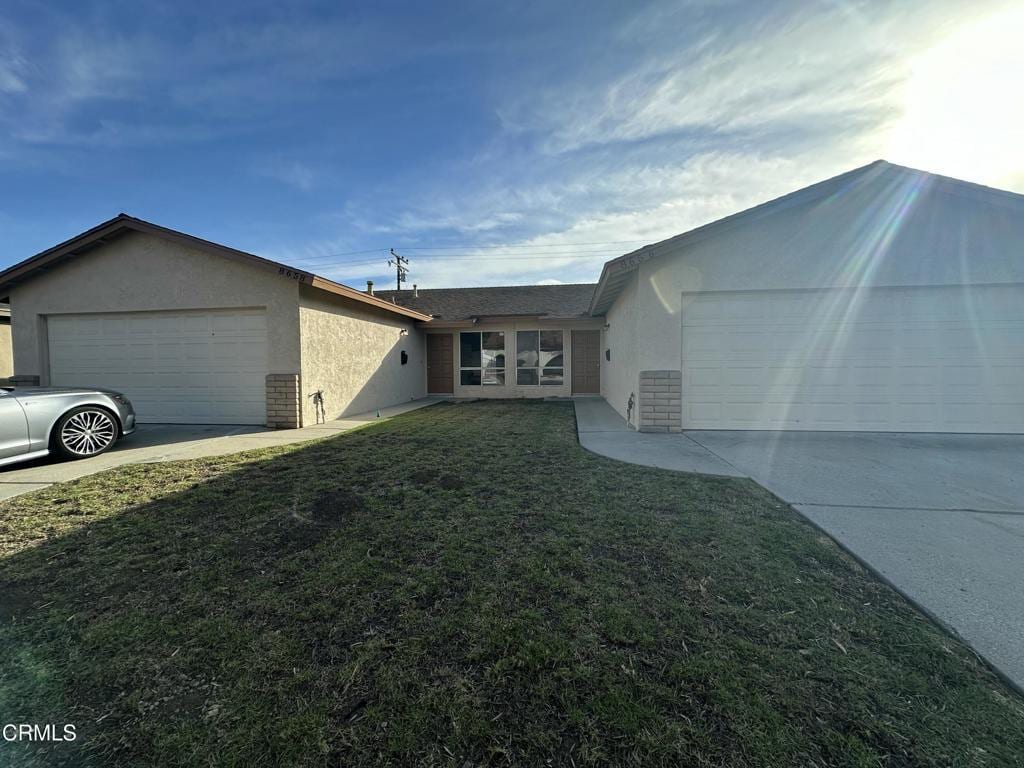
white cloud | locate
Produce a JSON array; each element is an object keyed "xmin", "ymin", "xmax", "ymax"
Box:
[
  {"xmin": 0, "ymin": 56, "xmax": 27, "ymax": 94},
  {"xmin": 394, "ymin": 210, "xmax": 524, "ymax": 234},
  {"xmin": 500, "ymin": 3, "xmax": 957, "ymax": 156},
  {"xmin": 253, "ymin": 159, "xmax": 317, "ymax": 191}
]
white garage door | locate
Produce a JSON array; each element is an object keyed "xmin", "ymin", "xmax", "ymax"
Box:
[
  {"xmin": 681, "ymin": 285, "xmax": 1024, "ymax": 432},
  {"xmin": 48, "ymin": 309, "xmax": 268, "ymax": 424}
]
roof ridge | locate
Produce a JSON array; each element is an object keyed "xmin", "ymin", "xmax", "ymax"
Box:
[
  {"xmin": 608, "ymin": 159, "xmax": 887, "ymax": 267},
  {"xmin": 872, "ymin": 160, "xmax": 1024, "ymax": 204}
]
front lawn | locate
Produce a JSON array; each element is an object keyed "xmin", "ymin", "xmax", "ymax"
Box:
[{"xmin": 0, "ymin": 401, "xmax": 1021, "ymax": 766}]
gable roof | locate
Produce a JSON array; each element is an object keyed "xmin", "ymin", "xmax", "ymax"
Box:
[
  {"xmin": 378, "ymin": 283, "xmax": 598, "ymax": 322},
  {"xmin": 588, "ymin": 160, "xmax": 1024, "ymax": 314},
  {"xmin": 0, "ymin": 214, "xmax": 432, "ymax": 321}
]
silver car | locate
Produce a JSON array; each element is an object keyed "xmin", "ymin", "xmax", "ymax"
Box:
[{"xmin": 0, "ymin": 387, "xmax": 136, "ymax": 467}]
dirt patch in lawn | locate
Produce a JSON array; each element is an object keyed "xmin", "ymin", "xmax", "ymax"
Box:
[{"xmin": 309, "ymin": 489, "xmax": 368, "ymax": 526}]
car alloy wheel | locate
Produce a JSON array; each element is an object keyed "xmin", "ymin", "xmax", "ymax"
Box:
[{"xmin": 59, "ymin": 409, "xmax": 117, "ymax": 457}]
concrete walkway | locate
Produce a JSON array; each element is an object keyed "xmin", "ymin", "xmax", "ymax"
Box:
[
  {"xmin": 574, "ymin": 398, "xmax": 1024, "ymax": 693},
  {"xmin": 0, "ymin": 397, "xmax": 443, "ymax": 501},
  {"xmin": 573, "ymin": 398, "xmax": 744, "ymax": 476}
]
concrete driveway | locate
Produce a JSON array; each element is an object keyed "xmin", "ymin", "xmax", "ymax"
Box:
[
  {"xmin": 574, "ymin": 400, "xmax": 1024, "ymax": 691},
  {"xmin": 685, "ymin": 430, "xmax": 1024, "ymax": 692},
  {"xmin": 0, "ymin": 398, "xmax": 442, "ymax": 501}
]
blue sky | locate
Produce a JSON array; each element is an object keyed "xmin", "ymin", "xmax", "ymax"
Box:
[{"xmin": 1, "ymin": 0, "xmax": 1021, "ymax": 288}]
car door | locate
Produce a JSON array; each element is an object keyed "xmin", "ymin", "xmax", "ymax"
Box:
[{"xmin": 0, "ymin": 391, "xmax": 30, "ymax": 460}]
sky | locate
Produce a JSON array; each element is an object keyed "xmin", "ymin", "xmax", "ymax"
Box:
[{"xmin": 1, "ymin": 0, "xmax": 1022, "ymax": 289}]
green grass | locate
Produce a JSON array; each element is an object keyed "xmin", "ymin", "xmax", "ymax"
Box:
[{"xmin": 0, "ymin": 400, "xmax": 1021, "ymax": 767}]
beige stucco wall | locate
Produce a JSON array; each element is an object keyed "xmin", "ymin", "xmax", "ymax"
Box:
[
  {"xmin": 7, "ymin": 231, "xmax": 302, "ymax": 383},
  {"xmin": 429, "ymin": 317, "xmax": 605, "ymax": 400},
  {"xmin": 298, "ymin": 285, "xmax": 426, "ymax": 423},
  {"xmin": 599, "ymin": 272, "xmax": 638, "ymax": 423},
  {"xmin": 0, "ymin": 320, "xmax": 12, "ymax": 379}
]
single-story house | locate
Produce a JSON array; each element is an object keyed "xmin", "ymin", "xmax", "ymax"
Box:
[{"xmin": 1, "ymin": 160, "xmax": 1021, "ymax": 433}]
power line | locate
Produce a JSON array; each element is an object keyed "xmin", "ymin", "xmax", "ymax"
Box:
[
  {"xmin": 294, "ymin": 248, "xmax": 629, "ymax": 267},
  {"xmin": 296, "ymin": 251, "xmax": 624, "ymax": 272},
  {"xmin": 306, "ymin": 247, "xmax": 391, "ymax": 257},
  {"xmin": 293, "ymin": 238, "xmax": 650, "ymax": 265},
  {"xmin": 395, "ymin": 239, "xmax": 649, "ymax": 250}
]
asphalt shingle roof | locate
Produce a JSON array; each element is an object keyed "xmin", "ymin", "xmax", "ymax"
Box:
[{"xmin": 376, "ymin": 283, "xmax": 598, "ymax": 321}]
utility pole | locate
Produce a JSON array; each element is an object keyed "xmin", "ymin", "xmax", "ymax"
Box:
[{"xmin": 388, "ymin": 249, "xmax": 410, "ymax": 291}]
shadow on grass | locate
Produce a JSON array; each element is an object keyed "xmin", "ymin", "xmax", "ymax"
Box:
[{"xmin": 0, "ymin": 401, "xmax": 1022, "ymax": 768}]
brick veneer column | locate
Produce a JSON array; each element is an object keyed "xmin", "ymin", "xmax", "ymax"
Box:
[
  {"xmin": 638, "ymin": 370, "xmax": 681, "ymax": 432},
  {"xmin": 265, "ymin": 373, "xmax": 301, "ymax": 429},
  {"xmin": 9, "ymin": 375, "xmax": 40, "ymax": 387}
]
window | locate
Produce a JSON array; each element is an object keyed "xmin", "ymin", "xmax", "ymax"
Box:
[
  {"xmin": 460, "ymin": 331, "xmax": 505, "ymax": 385},
  {"xmin": 516, "ymin": 330, "xmax": 563, "ymax": 385}
]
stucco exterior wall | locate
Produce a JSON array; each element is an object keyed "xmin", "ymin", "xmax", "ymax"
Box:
[
  {"xmin": 429, "ymin": 317, "xmax": 605, "ymax": 400},
  {"xmin": 298, "ymin": 285, "xmax": 425, "ymax": 423},
  {"xmin": 630, "ymin": 175, "xmax": 1024, "ymax": 375},
  {"xmin": 7, "ymin": 230, "xmax": 302, "ymax": 383},
  {"xmin": 0, "ymin": 321, "xmax": 12, "ymax": 379},
  {"xmin": 600, "ymin": 271, "xmax": 638, "ymax": 423}
]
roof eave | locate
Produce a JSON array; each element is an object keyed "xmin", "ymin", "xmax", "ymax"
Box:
[{"xmin": 308, "ymin": 277, "xmax": 432, "ymax": 321}]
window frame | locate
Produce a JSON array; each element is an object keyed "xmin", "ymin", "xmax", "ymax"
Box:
[
  {"xmin": 459, "ymin": 331, "xmax": 505, "ymax": 386},
  {"xmin": 516, "ymin": 329, "xmax": 564, "ymax": 386}
]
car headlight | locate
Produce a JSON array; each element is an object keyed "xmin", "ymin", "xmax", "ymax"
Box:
[{"xmin": 111, "ymin": 394, "xmax": 133, "ymax": 408}]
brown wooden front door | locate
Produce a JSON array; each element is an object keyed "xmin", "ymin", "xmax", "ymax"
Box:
[
  {"xmin": 427, "ymin": 334, "xmax": 454, "ymax": 394},
  {"xmin": 571, "ymin": 330, "xmax": 601, "ymax": 394}
]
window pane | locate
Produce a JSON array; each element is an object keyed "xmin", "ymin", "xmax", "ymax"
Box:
[
  {"xmin": 460, "ymin": 333, "xmax": 481, "ymax": 368},
  {"xmin": 540, "ymin": 367, "xmax": 564, "ymax": 386},
  {"xmin": 482, "ymin": 349, "xmax": 505, "ymax": 368},
  {"xmin": 539, "ymin": 350, "xmax": 563, "ymax": 368},
  {"xmin": 540, "ymin": 330, "xmax": 563, "ymax": 352},
  {"xmin": 482, "ymin": 331, "xmax": 505, "ymax": 350},
  {"xmin": 517, "ymin": 368, "xmax": 539, "ymax": 385},
  {"xmin": 482, "ymin": 368, "xmax": 505, "ymax": 386},
  {"xmin": 516, "ymin": 331, "xmax": 539, "ymax": 367},
  {"xmin": 460, "ymin": 369, "xmax": 482, "ymax": 386}
]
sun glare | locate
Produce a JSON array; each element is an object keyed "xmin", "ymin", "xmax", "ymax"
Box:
[{"xmin": 888, "ymin": 6, "xmax": 1024, "ymax": 189}]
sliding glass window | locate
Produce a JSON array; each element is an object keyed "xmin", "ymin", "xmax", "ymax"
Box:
[
  {"xmin": 460, "ymin": 331, "xmax": 505, "ymax": 385},
  {"xmin": 516, "ymin": 330, "xmax": 563, "ymax": 385}
]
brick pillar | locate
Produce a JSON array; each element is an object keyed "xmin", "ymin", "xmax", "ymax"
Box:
[
  {"xmin": 266, "ymin": 373, "xmax": 301, "ymax": 429},
  {"xmin": 9, "ymin": 375, "xmax": 40, "ymax": 387},
  {"xmin": 638, "ymin": 370, "xmax": 681, "ymax": 432}
]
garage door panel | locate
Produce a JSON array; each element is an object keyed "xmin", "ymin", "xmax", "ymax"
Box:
[
  {"xmin": 681, "ymin": 286, "xmax": 1024, "ymax": 433},
  {"xmin": 48, "ymin": 309, "xmax": 268, "ymax": 425}
]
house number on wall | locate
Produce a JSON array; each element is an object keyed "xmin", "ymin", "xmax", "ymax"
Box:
[{"xmin": 278, "ymin": 267, "xmax": 311, "ymax": 283}]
